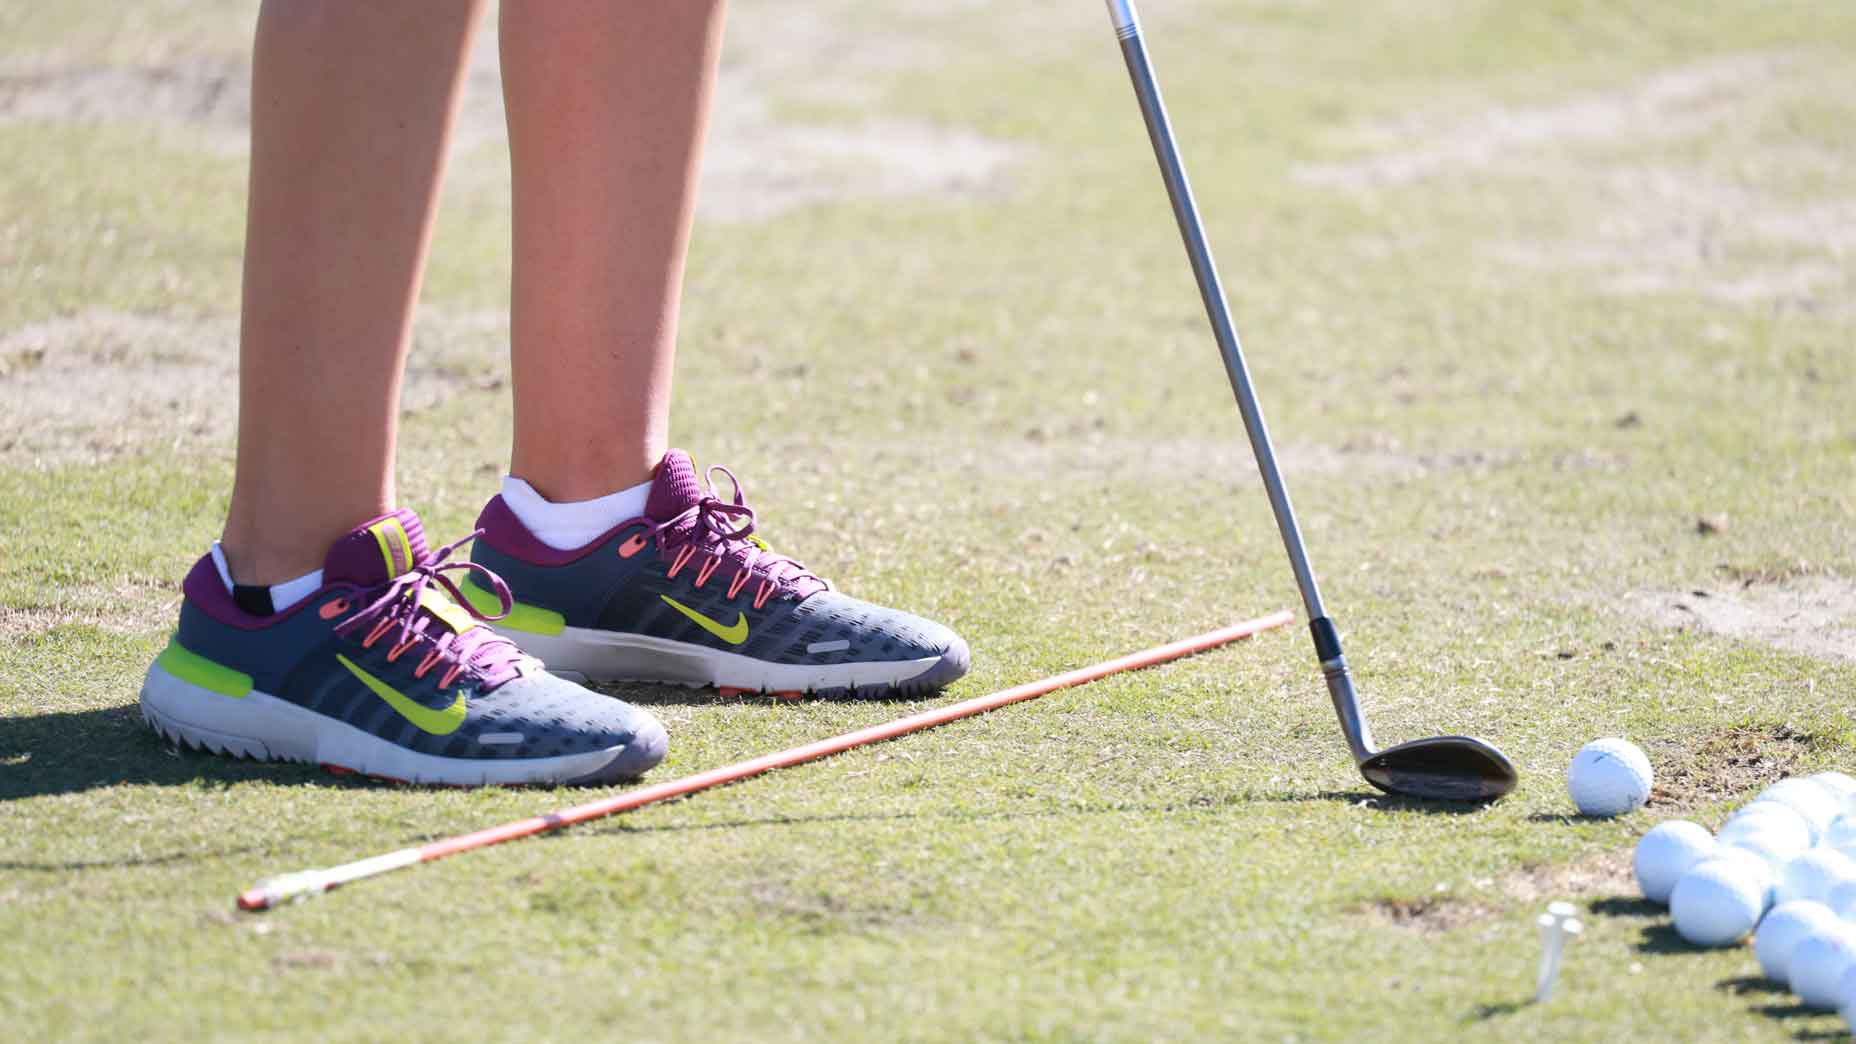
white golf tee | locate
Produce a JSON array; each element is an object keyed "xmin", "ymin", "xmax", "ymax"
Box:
[{"xmin": 1535, "ymin": 901, "xmax": 1583, "ymax": 1002}]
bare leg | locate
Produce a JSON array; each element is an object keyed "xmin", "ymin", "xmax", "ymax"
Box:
[
  {"xmin": 222, "ymin": 1, "xmax": 485, "ymax": 585},
  {"xmin": 501, "ymin": 0, "xmax": 726, "ymax": 501}
]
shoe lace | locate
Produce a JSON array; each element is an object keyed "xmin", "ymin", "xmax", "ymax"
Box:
[
  {"xmin": 651, "ymin": 464, "xmax": 827, "ymax": 602},
  {"xmin": 332, "ymin": 531, "xmax": 530, "ymax": 688}
]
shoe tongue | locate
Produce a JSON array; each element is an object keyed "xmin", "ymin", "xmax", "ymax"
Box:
[
  {"xmin": 644, "ymin": 450, "xmax": 705, "ymax": 522},
  {"xmin": 644, "ymin": 450, "xmax": 828, "ymax": 602},
  {"xmin": 323, "ymin": 509, "xmax": 432, "ymax": 586}
]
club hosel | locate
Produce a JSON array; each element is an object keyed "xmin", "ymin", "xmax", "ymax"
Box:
[
  {"xmin": 1104, "ymin": 0, "xmax": 1139, "ymax": 36},
  {"xmin": 1310, "ymin": 617, "xmax": 1375, "ymax": 763}
]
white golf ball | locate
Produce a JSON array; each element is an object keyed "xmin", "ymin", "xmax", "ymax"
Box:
[
  {"xmin": 1779, "ymin": 849, "xmax": 1856, "ymax": 907},
  {"xmin": 1812, "ymin": 772, "xmax": 1856, "ymax": 806},
  {"xmin": 1757, "ymin": 900, "xmax": 1841, "ymax": 982},
  {"xmin": 1838, "ymin": 962, "xmax": 1856, "ymax": 1034},
  {"xmin": 1791, "ymin": 924, "xmax": 1856, "ymax": 1009},
  {"xmin": 1634, "ymin": 820, "xmax": 1717, "ymax": 905},
  {"xmin": 1827, "ymin": 879, "xmax": 1856, "ymax": 920},
  {"xmin": 1671, "ymin": 856, "xmax": 1769, "ymax": 946},
  {"xmin": 1824, "ymin": 814, "xmax": 1856, "ymax": 857},
  {"xmin": 1726, "ymin": 830, "xmax": 1805, "ymax": 891},
  {"xmin": 1722, "ymin": 803, "xmax": 1814, "ymax": 854},
  {"xmin": 1716, "ymin": 844, "xmax": 1779, "ymax": 909},
  {"xmin": 1755, "ymin": 779, "xmax": 1839, "ymax": 845},
  {"xmin": 1567, "ymin": 738, "xmax": 1653, "ymax": 817}
]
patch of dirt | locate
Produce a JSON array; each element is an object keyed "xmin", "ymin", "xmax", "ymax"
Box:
[
  {"xmin": 745, "ymin": 881, "xmax": 915, "ymax": 934},
  {"xmin": 0, "ymin": 310, "xmax": 508, "ymax": 466},
  {"xmin": 1647, "ymin": 723, "xmax": 1818, "ymax": 810},
  {"xmin": 268, "ymin": 948, "xmax": 393, "ymax": 972},
  {"xmin": 0, "ymin": 313, "xmax": 237, "ymax": 463},
  {"xmin": 0, "ymin": 60, "xmax": 249, "ymax": 149},
  {"xmin": 0, "ymin": 4, "xmax": 1024, "ymax": 221},
  {"xmin": 1489, "ymin": 166, "xmax": 1854, "ymax": 309},
  {"xmin": 1363, "ymin": 850, "xmax": 1639, "ymax": 935},
  {"xmin": 658, "ymin": 6, "xmax": 1027, "ymax": 220},
  {"xmin": 1623, "ymin": 577, "xmax": 1856, "ymax": 666},
  {"xmin": 1297, "ymin": 53, "xmax": 1855, "ymax": 309},
  {"xmin": 1298, "ymin": 54, "xmax": 1792, "ymax": 190},
  {"xmin": 1501, "ymin": 849, "xmax": 1634, "ymax": 905},
  {"xmin": 270, "ymin": 949, "xmax": 343, "ymax": 971},
  {"xmin": 1289, "ymin": 440, "xmax": 1517, "ymax": 480},
  {"xmin": 1359, "ymin": 893, "xmax": 1495, "ymax": 934},
  {"xmin": 839, "ymin": 435, "xmax": 1521, "ymax": 486},
  {"xmin": 0, "ymin": 597, "xmax": 176, "ymax": 642}
]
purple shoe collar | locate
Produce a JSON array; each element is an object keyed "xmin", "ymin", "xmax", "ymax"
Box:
[{"xmin": 184, "ymin": 509, "xmax": 533, "ymax": 690}]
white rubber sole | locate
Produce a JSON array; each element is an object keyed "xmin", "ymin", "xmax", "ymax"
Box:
[
  {"xmin": 139, "ymin": 662, "xmax": 659, "ymax": 786},
  {"xmin": 506, "ymin": 625, "xmax": 943, "ymax": 693}
]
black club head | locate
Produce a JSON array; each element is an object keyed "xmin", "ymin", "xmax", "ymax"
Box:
[{"xmin": 1360, "ymin": 735, "xmax": 1518, "ymax": 802}]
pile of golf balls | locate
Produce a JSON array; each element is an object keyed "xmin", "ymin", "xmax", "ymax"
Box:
[{"xmin": 1633, "ymin": 772, "xmax": 1856, "ymax": 1029}]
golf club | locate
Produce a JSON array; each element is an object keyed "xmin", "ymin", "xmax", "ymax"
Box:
[
  {"xmin": 237, "ymin": 611, "xmax": 1294, "ymax": 910},
  {"xmin": 1104, "ymin": 0, "xmax": 1518, "ymax": 801}
]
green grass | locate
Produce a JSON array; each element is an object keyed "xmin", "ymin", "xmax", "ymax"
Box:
[{"xmin": 4, "ymin": 1, "xmax": 1855, "ymax": 1040}]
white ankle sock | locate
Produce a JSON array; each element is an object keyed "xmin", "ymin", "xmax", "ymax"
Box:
[
  {"xmin": 501, "ymin": 476, "xmax": 654, "ymax": 551},
  {"xmin": 210, "ymin": 542, "xmax": 324, "ymax": 615}
]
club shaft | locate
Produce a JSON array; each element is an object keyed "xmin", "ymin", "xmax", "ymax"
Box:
[
  {"xmin": 239, "ymin": 612, "xmax": 1294, "ymax": 910},
  {"xmin": 1107, "ymin": 0, "xmax": 1374, "ymax": 762}
]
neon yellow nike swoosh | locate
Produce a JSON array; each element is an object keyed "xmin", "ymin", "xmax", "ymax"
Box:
[
  {"xmin": 660, "ymin": 595, "xmax": 750, "ymax": 645},
  {"xmin": 336, "ymin": 653, "xmax": 466, "ymax": 736}
]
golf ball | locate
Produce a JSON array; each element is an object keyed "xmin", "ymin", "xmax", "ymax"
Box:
[
  {"xmin": 1723, "ymin": 830, "xmax": 1803, "ymax": 888},
  {"xmin": 1634, "ymin": 820, "xmax": 1717, "ymax": 905},
  {"xmin": 1827, "ymin": 879, "xmax": 1856, "ymax": 920},
  {"xmin": 1790, "ymin": 924, "xmax": 1856, "ymax": 1009},
  {"xmin": 1755, "ymin": 779, "xmax": 1839, "ymax": 845},
  {"xmin": 1567, "ymin": 738, "xmax": 1653, "ymax": 817},
  {"xmin": 1758, "ymin": 900, "xmax": 1841, "ymax": 983},
  {"xmin": 1779, "ymin": 849, "xmax": 1856, "ymax": 907},
  {"xmin": 1812, "ymin": 772, "xmax": 1856, "ymax": 807},
  {"xmin": 1723, "ymin": 803, "xmax": 1815, "ymax": 856},
  {"xmin": 1838, "ymin": 963, "xmax": 1856, "ymax": 1035},
  {"xmin": 1824, "ymin": 814, "xmax": 1856, "ymax": 858},
  {"xmin": 1671, "ymin": 855, "xmax": 1769, "ymax": 947},
  {"xmin": 1719, "ymin": 844, "xmax": 1779, "ymax": 912}
]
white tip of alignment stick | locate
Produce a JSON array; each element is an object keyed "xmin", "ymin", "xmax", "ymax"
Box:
[{"xmin": 239, "ymin": 869, "xmax": 333, "ymax": 911}]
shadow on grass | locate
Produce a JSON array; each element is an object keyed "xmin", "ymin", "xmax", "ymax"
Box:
[
  {"xmin": 575, "ymin": 791, "xmax": 1488, "ymax": 840},
  {"xmin": 0, "ymin": 673, "xmax": 865, "ymax": 801},
  {"xmin": 0, "ymin": 704, "xmax": 321, "ymax": 801},
  {"xmin": 1715, "ymin": 973, "xmax": 1845, "ymax": 1040},
  {"xmin": 1468, "ymin": 999, "xmax": 1529, "ymax": 1020},
  {"xmin": 1526, "ymin": 812, "xmax": 1624, "ymax": 824},
  {"xmin": 588, "ymin": 680, "xmax": 924, "ymax": 707},
  {"xmin": 577, "ymin": 792, "xmax": 1383, "ymax": 839},
  {"xmin": 1751, "ymin": 1001, "xmax": 1820, "ymax": 1021},
  {"xmin": 1630, "ymin": 920, "xmax": 1697, "ymax": 955},
  {"xmin": 1588, "ymin": 896, "xmax": 1661, "ymax": 918},
  {"xmin": 582, "ymin": 809, "xmax": 912, "ymax": 838},
  {"xmin": 1717, "ymin": 975, "xmax": 1787, "ymax": 997},
  {"xmin": 0, "ymin": 844, "xmax": 263, "ymax": 873},
  {"xmin": 1690, "ymin": 981, "xmax": 1844, "ymax": 1043},
  {"xmin": 1268, "ymin": 790, "xmax": 1494, "ymax": 815}
]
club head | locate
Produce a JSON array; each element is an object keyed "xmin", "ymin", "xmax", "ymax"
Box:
[{"xmin": 1359, "ymin": 735, "xmax": 1518, "ymax": 802}]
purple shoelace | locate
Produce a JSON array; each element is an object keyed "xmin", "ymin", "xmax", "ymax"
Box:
[
  {"xmin": 332, "ymin": 531, "xmax": 530, "ymax": 689},
  {"xmin": 651, "ymin": 464, "xmax": 826, "ymax": 601}
]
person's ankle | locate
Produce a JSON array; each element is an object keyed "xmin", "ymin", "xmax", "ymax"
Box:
[
  {"xmin": 508, "ymin": 443, "xmax": 659, "ymax": 503},
  {"xmin": 217, "ymin": 522, "xmax": 334, "ymax": 588},
  {"xmin": 215, "ymin": 539, "xmax": 324, "ymax": 589}
]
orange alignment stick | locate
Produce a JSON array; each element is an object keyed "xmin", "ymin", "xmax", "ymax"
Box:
[{"xmin": 239, "ymin": 610, "xmax": 1294, "ymax": 910}]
